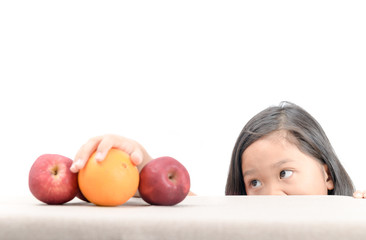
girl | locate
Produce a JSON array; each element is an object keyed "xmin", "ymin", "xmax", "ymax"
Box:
[{"xmin": 70, "ymin": 102, "xmax": 365, "ymax": 198}]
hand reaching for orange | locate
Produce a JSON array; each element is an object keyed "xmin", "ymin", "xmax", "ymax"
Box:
[{"xmin": 70, "ymin": 134, "xmax": 153, "ymax": 173}]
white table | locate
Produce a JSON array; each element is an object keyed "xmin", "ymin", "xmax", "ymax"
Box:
[{"xmin": 1, "ymin": 195, "xmax": 366, "ymax": 240}]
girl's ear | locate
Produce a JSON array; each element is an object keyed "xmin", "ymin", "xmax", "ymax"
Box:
[{"xmin": 323, "ymin": 164, "xmax": 334, "ymax": 191}]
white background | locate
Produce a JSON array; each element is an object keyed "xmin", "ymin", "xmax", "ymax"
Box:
[{"xmin": 1, "ymin": 1, "xmax": 365, "ymax": 197}]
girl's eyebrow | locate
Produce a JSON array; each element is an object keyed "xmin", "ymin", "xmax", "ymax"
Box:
[
  {"xmin": 243, "ymin": 169, "xmax": 256, "ymax": 177},
  {"xmin": 243, "ymin": 159, "xmax": 295, "ymax": 177},
  {"xmin": 272, "ymin": 159, "xmax": 295, "ymax": 168}
]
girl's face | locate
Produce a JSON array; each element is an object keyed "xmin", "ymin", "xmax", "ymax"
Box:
[{"xmin": 241, "ymin": 131, "xmax": 334, "ymax": 195}]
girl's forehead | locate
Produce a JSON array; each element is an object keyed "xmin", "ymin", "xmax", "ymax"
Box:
[
  {"xmin": 262, "ymin": 130, "xmax": 297, "ymax": 143},
  {"xmin": 241, "ymin": 131, "xmax": 307, "ymax": 168}
]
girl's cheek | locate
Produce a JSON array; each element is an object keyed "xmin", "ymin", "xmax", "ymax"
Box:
[{"xmin": 246, "ymin": 186, "xmax": 261, "ymax": 195}]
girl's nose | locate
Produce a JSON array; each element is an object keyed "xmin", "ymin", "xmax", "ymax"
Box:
[{"xmin": 263, "ymin": 185, "xmax": 287, "ymax": 195}]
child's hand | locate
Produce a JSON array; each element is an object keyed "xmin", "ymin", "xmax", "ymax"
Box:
[
  {"xmin": 353, "ymin": 190, "xmax": 366, "ymax": 199},
  {"xmin": 70, "ymin": 134, "xmax": 152, "ymax": 173}
]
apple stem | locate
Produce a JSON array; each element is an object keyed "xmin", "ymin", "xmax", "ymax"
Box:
[{"xmin": 50, "ymin": 166, "xmax": 59, "ymax": 175}]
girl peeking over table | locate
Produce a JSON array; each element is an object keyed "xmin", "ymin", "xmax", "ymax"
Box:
[{"xmin": 70, "ymin": 102, "xmax": 365, "ymax": 199}]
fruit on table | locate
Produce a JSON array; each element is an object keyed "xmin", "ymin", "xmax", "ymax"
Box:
[
  {"xmin": 76, "ymin": 187, "xmax": 89, "ymax": 202},
  {"xmin": 78, "ymin": 149, "xmax": 139, "ymax": 206},
  {"xmin": 139, "ymin": 156, "xmax": 190, "ymax": 206},
  {"xmin": 29, "ymin": 154, "xmax": 78, "ymax": 205}
]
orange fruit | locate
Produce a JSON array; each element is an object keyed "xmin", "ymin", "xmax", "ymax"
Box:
[{"xmin": 78, "ymin": 149, "xmax": 139, "ymax": 206}]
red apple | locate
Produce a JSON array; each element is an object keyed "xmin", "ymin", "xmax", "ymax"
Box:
[
  {"xmin": 29, "ymin": 154, "xmax": 78, "ymax": 205},
  {"xmin": 138, "ymin": 156, "xmax": 190, "ymax": 206},
  {"xmin": 76, "ymin": 183, "xmax": 89, "ymax": 202}
]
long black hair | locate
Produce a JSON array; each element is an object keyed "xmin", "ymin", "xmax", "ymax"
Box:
[{"xmin": 225, "ymin": 102, "xmax": 354, "ymax": 196}]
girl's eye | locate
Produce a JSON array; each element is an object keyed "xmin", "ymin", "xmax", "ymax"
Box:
[
  {"xmin": 250, "ymin": 179, "xmax": 262, "ymax": 188},
  {"xmin": 280, "ymin": 170, "xmax": 293, "ymax": 179}
]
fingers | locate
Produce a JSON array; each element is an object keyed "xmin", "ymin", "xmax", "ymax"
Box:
[
  {"xmin": 105, "ymin": 136, "xmax": 143, "ymax": 166},
  {"xmin": 95, "ymin": 137, "xmax": 114, "ymax": 162},
  {"xmin": 353, "ymin": 190, "xmax": 366, "ymax": 199},
  {"xmin": 130, "ymin": 149, "xmax": 143, "ymax": 166},
  {"xmin": 70, "ymin": 136, "xmax": 102, "ymax": 173},
  {"xmin": 353, "ymin": 190, "xmax": 362, "ymax": 198},
  {"xmin": 70, "ymin": 135, "xmax": 145, "ymax": 173}
]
